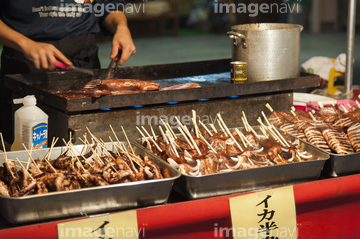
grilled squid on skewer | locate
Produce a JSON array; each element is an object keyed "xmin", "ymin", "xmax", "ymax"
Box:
[
  {"xmin": 322, "ymin": 128, "xmax": 354, "ymax": 154},
  {"xmin": 348, "ymin": 123, "xmax": 360, "ymax": 152},
  {"xmin": 304, "ymin": 126, "xmax": 332, "ymax": 153}
]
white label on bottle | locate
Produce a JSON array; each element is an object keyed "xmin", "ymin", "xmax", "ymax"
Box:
[
  {"xmin": 21, "ymin": 122, "xmax": 30, "ymax": 149},
  {"xmin": 32, "ymin": 122, "xmax": 48, "ymax": 149}
]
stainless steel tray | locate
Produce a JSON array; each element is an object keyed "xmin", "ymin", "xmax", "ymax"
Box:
[
  {"xmin": 321, "ymin": 152, "xmax": 360, "ymax": 177},
  {"xmin": 0, "ymin": 143, "xmax": 180, "ymax": 224},
  {"xmin": 135, "ymin": 132, "xmax": 329, "ymax": 199},
  {"xmin": 277, "ymin": 127, "xmax": 360, "ymax": 177}
]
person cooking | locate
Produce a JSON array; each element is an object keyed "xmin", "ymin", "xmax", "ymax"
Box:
[{"xmin": 0, "ymin": 0, "xmax": 136, "ymax": 143}]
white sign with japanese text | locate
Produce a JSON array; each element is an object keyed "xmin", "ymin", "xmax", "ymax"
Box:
[
  {"xmin": 57, "ymin": 210, "xmax": 139, "ymax": 239},
  {"xmin": 229, "ymin": 186, "xmax": 297, "ymax": 239}
]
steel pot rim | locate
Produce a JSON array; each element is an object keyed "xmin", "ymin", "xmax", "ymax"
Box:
[{"xmin": 231, "ymin": 23, "xmax": 303, "ymax": 32}]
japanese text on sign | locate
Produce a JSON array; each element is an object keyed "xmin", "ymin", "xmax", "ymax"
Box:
[
  {"xmin": 58, "ymin": 211, "xmax": 142, "ymax": 239},
  {"xmin": 228, "ymin": 186, "xmax": 297, "ymax": 239}
]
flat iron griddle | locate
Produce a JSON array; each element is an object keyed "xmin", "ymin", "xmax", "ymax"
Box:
[{"xmin": 5, "ymin": 59, "xmax": 320, "ymax": 113}]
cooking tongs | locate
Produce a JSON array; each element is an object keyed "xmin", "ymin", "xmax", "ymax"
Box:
[
  {"xmin": 55, "ymin": 60, "xmax": 95, "ymax": 76},
  {"xmin": 84, "ymin": 51, "xmax": 122, "ymax": 89}
]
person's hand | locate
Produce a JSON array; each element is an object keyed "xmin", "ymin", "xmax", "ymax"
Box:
[
  {"xmin": 110, "ymin": 24, "xmax": 136, "ymax": 66},
  {"xmin": 21, "ymin": 40, "xmax": 72, "ymax": 70}
]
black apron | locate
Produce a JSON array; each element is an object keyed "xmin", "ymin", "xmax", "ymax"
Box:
[{"xmin": 0, "ymin": 33, "xmax": 101, "ymax": 143}]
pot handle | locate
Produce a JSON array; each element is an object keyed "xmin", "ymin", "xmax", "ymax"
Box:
[{"xmin": 227, "ymin": 31, "xmax": 247, "ymax": 48}]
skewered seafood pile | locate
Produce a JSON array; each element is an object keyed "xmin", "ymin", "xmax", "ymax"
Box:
[
  {"xmin": 267, "ymin": 103, "xmax": 360, "ymax": 155},
  {"xmin": 137, "ymin": 112, "xmax": 319, "ymax": 177},
  {"xmin": 0, "ymin": 135, "xmax": 166, "ymax": 198}
]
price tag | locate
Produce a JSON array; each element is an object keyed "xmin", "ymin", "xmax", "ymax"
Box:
[
  {"xmin": 229, "ymin": 186, "xmax": 297, "ymax": 239},
  {"xmin": 57, "ymin": 210, "xmax": 139, "ymax": 239}
]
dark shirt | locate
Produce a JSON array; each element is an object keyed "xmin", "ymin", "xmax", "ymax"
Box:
[{"xmin": 0, "ymin": 0, "xmax": 125, "ymax": 41}]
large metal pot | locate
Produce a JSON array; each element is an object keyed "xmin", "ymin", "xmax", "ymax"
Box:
[{"xmin": 227, "ymin": 23, "xmax": 303, "ymax": 81}]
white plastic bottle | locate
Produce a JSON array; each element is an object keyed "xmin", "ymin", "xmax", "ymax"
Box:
[{"xmin": 11, "ymin": 95, "xmax": 48, "ymax": 151}]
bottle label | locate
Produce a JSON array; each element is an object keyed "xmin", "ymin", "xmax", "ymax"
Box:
[{"xmin": 32, "ymin": 122, "xmax": 48, "ymax": 149}]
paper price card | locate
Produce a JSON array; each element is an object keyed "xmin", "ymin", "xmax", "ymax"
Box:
[
  {"xmin": 57, "ymin": 210, "xmax": 140, "ymax": 239},
  {"xmin": 229, "ymin": 186, "xmax": 297, "ymax": 239}
]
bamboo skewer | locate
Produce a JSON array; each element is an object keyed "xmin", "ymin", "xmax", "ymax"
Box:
[
  {"xmin": 261, "ymin": 111, "xmax": 272, "ymax": 127},
  {"xmin": 63, "ymin": 140, "xmax": 86, "ymax": 180},
  {"xmin": 166, "ymin": 131, "xmax": 179, "ymax": 158},
  {"xmin": 217, "ymin": 113, "xmax": 243, "ymax": 152},
  {"xmin": 356, "ymin": 100, "xmax": 360, "ymax": 108},
  {"xmin": 150, "ymin": 125, "xmax": 157, "ymax": 139},
  {"xmin": 114, "ymin": 140, "xmax": 138, "ymax": 171},
  {"xmin": 242, "ymin": 111, "xmax": 251, "ymax": 130},
  {"xmin": 136, "ymin": 126, "xmax": 152, "ymax": 151},
  {"xmin": 159, "ymin": 126, "xmax": 169, "ymax": 145},
  {"xmin": 109, "ymin": 136, "xmax": 121, "ymax": 157},
  {"xmin": 78, "ymin": 137, "xmax": 104, "ymax": 166},
  {"xmin": 109, "ymin": 125, "xmax": 121, "ymax": 144},
  {"xmin": 247, "ymin": 124, "xmax": 261, "ymax": 141},
  {"xmin": 341, "ymin": 104, "xmax": 348, "ymax": 113},
  {"xmin": 259, "ymin": 125, "xmax": 269, "ymax": 139},
  {"xmin": 167, "ymin": 123, "xmax": 177, "ymax": 140},
  {"xmin": 181, "ymin": 126, "xmax": 202, "ymax": 155},
  {"xmin": 85, "ymin": 128, "xmax": 108, "ymax": 154},
  {"xmin": 109, "ymin": 125, "xmax": 128, "ymax": 154},
  {"xmin": 199, "ymin": 134, "xmax": 217, "ymax": 153},
  {"xmin": 43, "ymin": 138, "xmax": 58, "ymax": 173},
  {"xmin": 0, "ymin": 134, "xmax": 16, "ymax": 178},
  {"xmin": 161, "ymin": 119, "xmax": 176, "ymax": 142},
  {"xmin": 241, "ymin": 117, "xmax": 249, "ymax": 132},
  {"xmin": 235, "ymin": 128, "xmax": 248, "ymax": 148},
  {"xmin": 0, "ymin": 133, "xmax": 12, "ymax": 177},
  {"xmin": 271, "ymin": 125, "xmax": 291, "ymax": 148},
  {"xmin": 26, "ymin": 146, "xmax": 33, "ymax": 170},
  {"xmin": 121, "ymin": 126, "xmax": 135, "ymax": 155},
  {"xmin": 16, "ymin": 158, "xmax": 34, "ymax": 181},
  {"xmin": 256, "ymin": 118, "xmax": 284, "ymax": 146},
  {"xmin": 198, "ymin": 121, "xmax": 213, "ymax": 137},
  {"xmin": 22, "ymin": 143, "xmax": 42, "ymax": 174},
  {"xmin": 174, "ymin": 116, "xmax": 204, "ymax": 155},
  {"xmin": 192, "ymin": 110, "xmax": 199, "ymax": 138},
  {"xmin": 160, "ymin": 118, "xmax": 175, "ymax": 140},
  {"xmin": 0, "ymin": 133, "xmax": 7, "ymax": 160},
  {"xmin": 186, "ymin": 131, "xmax": 202, "ymax": 156},
  {"xmin": 265, "ymin": 103, "xmax": 274, "ymax": 112},
  {"xmin": 88, "ymin": 139, "xmax": 122, "ymax": 178},
  {"xmin": 308, "ymin": 112, "xmax": 318, "ymax": 121},
  {"xmin": 257, "ymin": 119, "xmax": 273, "ymax": 138},
  {"xmin": 175, "ymin": 117, "xmax": 193, "ymax": 145},
  {"xmin": 209, "ymin": 123, "xmax": 218, "ymax": 133},
  {"xmin": 177, "ymin": 127, "xmax": 193, "ymax": 148},
  {"xmin": 141, "ymin": 126, "xmax": 162, "ymax": 152},
  {"xmin": 217, "ymin": 119, "xmax": 228, "ymax": 136},
  {"xmin": 348, "ymin": 104, "xmax": 353, "ymax": 111},
  {"xmin": 235, "ymin": 128, "xmax": 251, "ymax": 147}
]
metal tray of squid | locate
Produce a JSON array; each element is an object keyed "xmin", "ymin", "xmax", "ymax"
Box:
[
  {"xmin": 320, "ymin": 152, "xmax": 360, "ymax": 177},
  {"xmin": 0, "ymin": 143, "xmax": 180, "ymax": 224},
  {"xmin": 276, "ymin": 128, "xmax": 360, "ymax": 177},
  {"xmin": 134, "ymin": 131, "xmax": 329, "ymax": 199}
]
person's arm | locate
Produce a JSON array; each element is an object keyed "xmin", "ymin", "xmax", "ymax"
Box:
[
  {"xmin": 103, "ymin": 11, "xmax": 136, "ymax": 66},
  {"xmin": 0, "ymin": 20, "xmax": 72, "ymax": 70}
]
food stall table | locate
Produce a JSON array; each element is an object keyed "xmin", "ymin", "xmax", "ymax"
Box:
[{"xmin": 1, "ymin": 173, "xmax": 360, "ymax": 238}]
